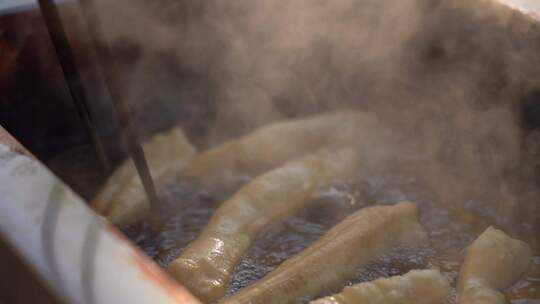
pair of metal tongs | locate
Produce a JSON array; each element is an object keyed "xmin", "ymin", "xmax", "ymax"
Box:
[{"xmin": 37, "ymin": 0, "xmax": 161, "ymax": 211}]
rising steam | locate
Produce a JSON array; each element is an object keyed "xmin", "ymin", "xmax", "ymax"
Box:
[{"xmin": 70, "ymin": 0, "xmax": 540, "ymax": 245}]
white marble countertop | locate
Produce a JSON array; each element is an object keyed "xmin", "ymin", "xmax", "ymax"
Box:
[{"xmin": 0, "ymin": 126, "xmax": 201, "ymax": 304}]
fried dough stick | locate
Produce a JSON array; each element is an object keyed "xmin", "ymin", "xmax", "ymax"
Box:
[
  {"xmin": 91, "ymin": 127, "xmax": 196, "ymax": 226},
  {"xmin": 167, "ymin": 148, "xmax": 361, "ymax": 302},
  {"xmin": 311, "ymin": 269, "xmax": 450, "ymax": 304},
  {"xmin": 458, "ymin": 226, "xmax": 532, "ymax": 304},
  {"xmin": 174, "ymin": 111, "xmax": 377, "ymax": 192},
  {"xmin": 221, "ymin": 202, "xmax": 427, "ymax": 304},
  {"xmin": 98, "ymin": 112, "xmax": 378, "ymax": 227}
]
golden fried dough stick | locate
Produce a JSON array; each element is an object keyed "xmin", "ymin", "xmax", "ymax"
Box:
[
  {"xmin": 92, "ymin": 156, "xmax": 138, "ymax": 215},
  {"xmin": 220, "ymin": 202, "xmax": 427, "ymax": 304},
  {"xmin": 311, "ymin": 269, "xmax": 450, "ymax": 304},
  {"xmin": 91, "ymin": 127, "xmax": 196, "ymax": 226},
  {"xmin": 167, "ymin": 148, "xmax": 361, "ymax": 302},
  {"xmin": 96, "ymin": 112, "xmax": 377, "ymax": 227},
  {"xmin": 458, "ymin": 226, "xmax": 532, "ymax": 304},
  {"xmin": 167, "ymin": 111, "xmax": 378, "ymax": 193}
]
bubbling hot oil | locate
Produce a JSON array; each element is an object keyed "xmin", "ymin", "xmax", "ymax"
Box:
[{"xmin": 124, "ymin": 172, "xmax": 540, "ymax": 304}]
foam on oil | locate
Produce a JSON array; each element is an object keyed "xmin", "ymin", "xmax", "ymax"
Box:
[{"xmin": 125, "ymin": 172, "xmax": 540, "ymax": 303}]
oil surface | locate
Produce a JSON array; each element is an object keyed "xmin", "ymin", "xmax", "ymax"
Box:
[{"xmin": 124, "ymin": 172, "xmax": 540, "ymax": 304}]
